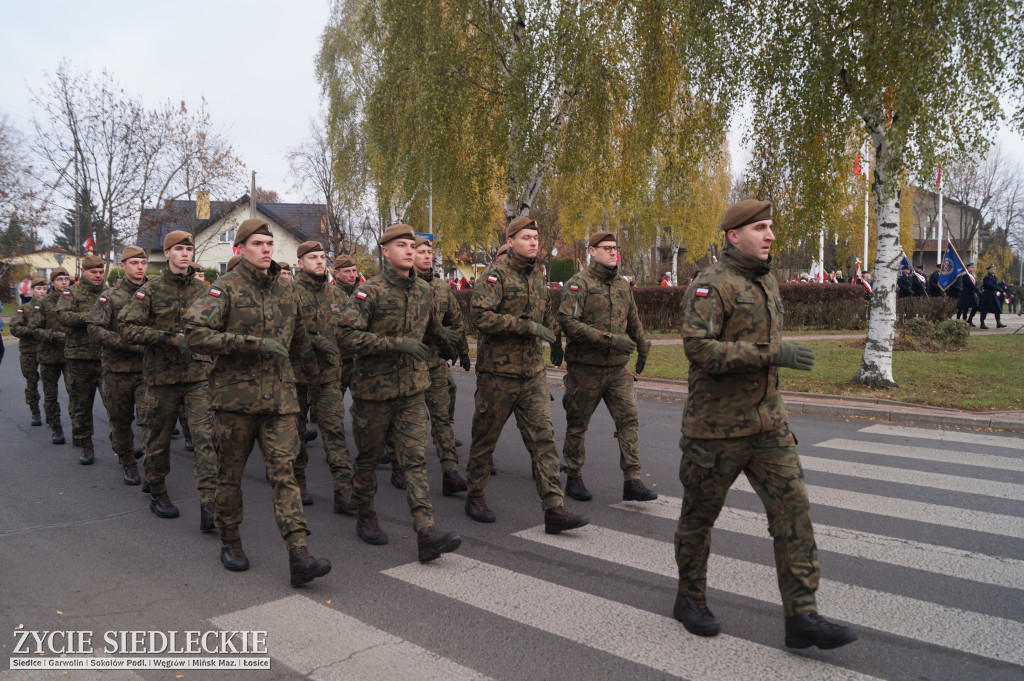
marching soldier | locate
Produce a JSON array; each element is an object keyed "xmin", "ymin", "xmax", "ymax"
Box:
[
  {"xmin": 336, "ymin": 223, "xmax": 462, "ymax": 562},
  {"xmin": 673, "ymin": 199, "xmax": 857, "ymax": 650},
  {"xmin": 56, "ymin": 255, "xmax": 107, "ymax": 464},
  {"xmin": 87, "ymin": 246, "xmax": 149, "ymax": 484},
  {"xmin": 557, "ymin": 230, "xmax": 657, "ymax": 503},
  {"xmin": 184, "ymin": 219, "xmax": 332, "ymax": 586},
  {"xmin": 332, "ymin": 254, "xmax": 359, "ymax": 399},
  {"xmin": 10, "ymin": 277, "xmax": 49, "ymax": 427},
  {"xmin": 464, "ymin": 216, "xmax": 589, "ymax": 534},
  {"xmin": 29, "ymin": 268, "xmax": 72, "ymax": 444},
  {"xmin": 119, "ymin": 231, "xmax": 218, "ymax": 530}
]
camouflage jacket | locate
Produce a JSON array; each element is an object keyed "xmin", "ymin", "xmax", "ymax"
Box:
[
  {"xmin": 184, "ymin": 259, "xmax": 318, "ymax": 415},
  {"xmin": 56, "ymin": 279, "xmax": 105, "ymax": 360},
  {"xmin": 9, "ymin": 302, "xmax": 41, "ymax": 353},
  {"xmin": 292, "ymin": 270, "xmax": 345, "ymax": 385},
  {"xmin": 558, "ymin": 260, "xmax": 651, "ymax": 367},
  {"xmin": 119, "ymin": 267, "xmax": 213, "ymax": 386},
  {"xmin": 87, "ymin": 277, "xmax": 147, "ymax": 373},
  {"xmin": 418, "ymin": 269, "xmax": 470, "ymax": 365},
  {"xmin": 680, "ymin": 246, "xmax": 785, "ymax": 439},
  {"xmin": 27, "ymin": 288, "xmax": 66, "ymax": 364},
  {"xmin": 333, "ymin": 280, "xmax": 356, "ymax": 362},
  {"xmin": 472, "ymin": 251, "xmax": 561, "ymax": 378},
  {"xmin": 336, "ymin": 262, "xmax": 447, "ymax": 401}
]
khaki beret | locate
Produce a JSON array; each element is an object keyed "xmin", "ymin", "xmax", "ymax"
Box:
[
  {"xmin": 589, "ymin": 230, "xmax": 616, "ymax": 248},
  {"xmin": 226, "ymin": 254, "xmax": 242, "ymax": 272},
  {"xmin": 496, "ymin": 244, "xmax": 509, "ymax": 259},
  {"xmin": 189, "ymin": 261, "xmax": 202, "ymax": 270},
  {"xmin": 120, "ymin": 245, "xmax": 146, "ymax": 262},
  {"xmin": 50, "ymin": 267, "xmax": 69, "ymax": 282},
  {"xmin": 234, "ymin": 218, "xmax": 272, "ymax": 246},
  {"xmin": 297, "ymin": 241, "xmax": 324, "ymax": 258},
  {"xmin": 277, "ymin": 261, "xmax": 291, "ymax": 270},
  {"xmin": 414, "ymin": 235, "xmax": 433, "ymax": 248},
  {"xmin": 379, "ymin": 223, "xmax": 415, "ymax": 246},
  {"xmin": 32, "ymin": 277, "xmax": 47, "ymax": 288},
  {"xmin": 82, "ymin": 255, "xmax": 104, "ymax": 270},
  {"xmin": 163, "ymin": 230, "xmax": 193, "ymax": 250},
  {"xmin": 506, "ymin": 215, "xmax": 537, "ymax": 238},
  {"xmin": 334, "ymin": 255, "xmax": 356, "ymax": 269},
  {"xmin": 719, "ymin": 200, "xmax": 772, "ymax": 232}
]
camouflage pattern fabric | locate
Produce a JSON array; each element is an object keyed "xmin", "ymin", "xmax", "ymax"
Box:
[
  {"xmin": 142, "ymin": 382, "xmax": 217, "ymax": 503},
  {"xmin": 18, "ymin": 350, "xmax": 41, "ymax": 409},
  {"xmin": 102, "ymin": 371, "xmax": 146, "ymax": 465},
  {"xmin": 64, "ymin": 358, "xmax": 102, "ymax": 444},
  {"xmin": 447, "ymin": 369, "xmax": 457, "ymax": 424},
  {"xmin": 295, "ymin": 382, "xmax": 353, "ymax": 494},
  {"xmin": 28, "ymin": 288, "xmax": 66, "ymax": 366},
  {"xmin": 561, "ymin": 363, "xmax": 642, "ymax": 480},
  {"xmin": 56, "ymin": 279, "xmax": 104, "ymax": 361},
  {"xmin": 39, "ymin": 363, "xmax": 68, "ymax": 426},
  {"xmin": 10, "ymin": 305, "xmax": 41, "ymax": 409},
  {"xmin": 674, "ymin": 425, "xmax": 819, "ymax": 616},
  {"xmin": 87, "ymin": 277, "xmax": 147, "ymax": 373}
]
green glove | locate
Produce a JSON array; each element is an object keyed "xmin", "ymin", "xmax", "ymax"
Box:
[
  {"xmin": 635, "ymin": 355, "xmax": 647, "ymax": 374},
  {"xmin": 459, "ymin": 354, "xmax": 471, "ymax": 371},
  {"xmin": 312, "ymin": 335, "xmax": 340, "ymax": 356},
  {"xmin": 609, "ymin": 334, "xmax": 637, "ymax": 355},
  {"xmin": 392, "ymin": 337, "xmax": 430, "ymax": 361},
  {"xmin": 260, "ymin": 338, "xmax": 291, "ymax": 362},
  {"xmin": 549, "ymin": 343, "xmax": 564, "ymax": 367},
  {"xmin": 776, "ymin": 342, "xmax": 815, "ymax": 371},
  {"xmin": 444, "ymin": 327, "xmax": 461, "ymax": 346},
  {"xmin": 532, "ymin": 324, "xmax": 557, "ymax": 344}
]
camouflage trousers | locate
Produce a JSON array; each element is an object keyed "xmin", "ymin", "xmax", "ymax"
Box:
[
  {"xmin": 351, "ymin": 394, "xmax": 434, "ymax": 531},
  {"xmin": 66, "ymin": 359, "xmax": 102, "ymax": 444},
  {"xmin": 562, "ymin": 362, "xmax": 642, "ymax": 481},
  {"xmin": 102, "ymin": 371, "xmax": 146, "ymax": 466},
  {"xmin": 674, "ymin": 424, "xmax": 819, "ymax": 616},
  {"xmin": 448, "ymin": 367, "xmax": 456, "ymax": 423},
  {"xmin": 19, "ymin": 349, "xmax": 40, "ymax": 410},
  {"xmin": 214, "ymin": 411, "xmax": 309, "ymax": 547},
  {"xmin": 39, "ymin": 362, "xmax": 68, "ymax": 426},
  {"xmin": 143, "ymin": 382, "xmax": 217, "ymax": 503},
  {"xmin": 426, "ymin": 360, "xmax": 459, "ymax": 471},
  {"xmin": 294, "ymin": 382, "xmax": 353, "ymax": 493},
  {"xmin": 466, "ymin": 371, "xmax": 564, "ymax": 511}
]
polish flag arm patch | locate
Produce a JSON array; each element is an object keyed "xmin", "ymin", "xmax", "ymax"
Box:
[
  {"xmin": 694, "ymin": 287, "xmax": 710, "ymax": 297},
  {"xmin": 486, "ymin": 275, "xmax": 498, "ymax": 283},
  {"xmin": 135, "ymin": 291, "xmax": 146, "ymax": 299},
  {"xmin": 569, "ymin": 284, "xmax": 579, "ymax": 291},
  {"xmin": 62, "ymin": 290, "xmax": 71, "ymax": 295},
  {"xmin": 208, "ymin": 288, "xmax": 222, "ymax": 297},
  {"xmin": 98, "ymin": 297, "xmax": 107, "ymax": 303},
  {"xmin": 355, "ymin": 290, "xmax": 368, "ymax": 300}
]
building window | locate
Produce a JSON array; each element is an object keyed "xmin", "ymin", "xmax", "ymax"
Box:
[
  {"xmin": 219, "ymin": 262, "xmax": 227, "ymax": 274},
  {"xmin": 219, "ymin": 229, "xmax": 235, "ymax": 244}
]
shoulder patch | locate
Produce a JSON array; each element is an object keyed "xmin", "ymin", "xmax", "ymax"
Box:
[
  {"xmin": 33, "ymin": 305, "xmax": 40, "ymax": 310},
  {"xmin": 135, "ymin": 291, "xmax": 146, "ymax": 299},
  {"xmin": 16, "ymin": 308, "xmax": 23, "ymax": 314},
  {"xmin": 695, "ymin": 287, "xmax": 710, "ymax": 297},
  {"xmin": 355, "ymin": 290, "xmax": 368, "ymax": 300},
  {"xmin": 61, "ymin": 290, "xmax": 71, "ymax": 296},
  {"xmin": 209, "ymin": 288, "xmax": 222, "ymax": 297},
  {"xmin": 486, "ymin": 275, "xmax": 498, "ymax": 283},
  {"xmin": 98, "ymin": 296, "xmax": 107, "ymax": 303},
  {"xmin": 569, "ymin": 284, "xmax": 579, "ymax": 291}
]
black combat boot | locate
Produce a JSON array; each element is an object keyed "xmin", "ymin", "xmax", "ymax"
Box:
[
  {"xmin": 673, "ymin": 594, "xmax": 721, "ymax": 636},
  {"xmin": 333, "ymin": 489, "xmax": 357, "ymax": 514},
  {"xmin": 199, "ymin": 502, "xmax": 215, "ymax": 533},
  {"xmin": 220, "ymin": 539, "xmax": 249, "ymax": 571},
  {"xmin": 565, "ymin": 476, "xmax": 593, "ymax": 501},
  {"xmin": 304, "ymin": 429, "xmax": 318, "ymax": 442},
  {"xmin": 122, "ymin": 461, "xmax": 141, "ymax": 485},
  {"xmin": 378, "ymin": 451, "xmax": 391, "ymax": 467},
  {"xmin": 454, "ymin": 438, "xmax": 463, "ymax": 447},
  {"xmin": 184, "ymin": 437, "xmax": 194, "ymax": 452},
  {"xmin": 72, "ymin": 437, "xmax": 83, "ymax": 448},
  {"xmin": 134, "ymin": 447, "xmax": 144, "ymax": 459},
  {"xmin": 544, "ymin": 506, "xmax": 589, "ymax": 534},
  {"xmin": 142, "ymin": 481, "xmax": 150, "ymax": 494},
  {"xmin": 390, "ymin": 467, "xmax": 406, "ymax": 490},
  {"xmin": 51, "ymin": 423, "xmax": 66, "ymax": 445},
  {"xmin": 442, "ymin": 469, "xmax": 468, "ymax": 496},
  {"xmin": 299, "ymin": 479, "xmax": 313, "ymax": 505},
  {"xmin": 465, "ymin": 496, "xmax": 496, "ymax": 523},
  {"xmin": 417, "ymin": 527, "xmax": 462, "ymax": 563},
  {"xmin": 78, "ymin": 442, "xmax": 95, "ymax": 465},
  {"xmin": 30, "ymin": 407, "xmax": 42, "ymax": 427},
  {"xmin": 289, "ymin": 545, "xmax": 331, "ymax": 586},
  {"xmin": 623, "ymin": 479, "xmax": 658, "ymax": 501},
  {"xmin": 149, "ymin": 492, "xmax": 179, "ymax": 518},
  {"xmin": 784, "ymin": 611, "xmax": 858, "ymax": 649},
  {"xmin": 356, "ymin": 512, "xmax": 388, "ymax": 545}
]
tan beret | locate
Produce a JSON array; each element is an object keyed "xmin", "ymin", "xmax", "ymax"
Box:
[
  {"xmin": 506, "ymin": 215, "xmax": 537, "ymax": 238},
  {"xmin": 50, "ymin": 267, "xmax": 69, "ymax": 282},
  {"xmin": 120, "ymin": 245, "xmax": 146, "ymax": 262},
  {"xmin": 82, "ymin": 255, "xmax": 104, "ymax": 270},
  {"xmin": 334, "ymin": 255, "xmax": 356, "ymax": 269},
  {"xmin": 380, "ymin": 223, "xmax": 415, "ymax": 246},
  {"xmin": 588, "ymin": 230, "xmax": 616, "ymax": 248},
  {"xmin": 226, "ymin": 254, "xmax": 242, "ymax": 272},
  {"xmin": 496, "ymin": 244, "xmax": 509, "ymax": 259},
  {"xmin": 297, "ymin": 241, "xmax": 324, "ymax": 258},
  {"xmin": 163, "ymin": 230, "xmax": 193, "ymax": 250},
  {"xmin": 32, "ymin": 277, "xmax": 47, "ymax": 288},
  {"xmin": 277, "ymin": 261, "xmax": 291, "ymax": 270},
  {"xmin": 414, "ymin": 235, "xmax": 433, "ymax": 248},
  {"xmin": 234, "ymin": 218, "xmax": 272, "ymax": 246},
  {"xmin": 719, "ymin": 200, "xmax": 772, "ymax": 232}
]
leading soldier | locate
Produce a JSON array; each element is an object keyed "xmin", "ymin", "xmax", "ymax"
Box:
[
  {"xmin": 29, "ymin": 268, "xmax": 71, "ymax": 444},
  {"xmin": 557, "ymin": 230, "xmax": 657, "ymax": 503},
  {"xmin": 673, "ymin": 199, "xmax": 857, "ymax": 650},
  {"xmin": 184, "ymin": 219, "xmax": 332, "ymax": 586},
  {"xmin": 10, "ymin": 277, "xmax": 48, "ymax": 427}
]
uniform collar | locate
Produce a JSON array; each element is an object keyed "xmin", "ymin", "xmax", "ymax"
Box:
[
  {"xmin": 237, "ymin": 257, "xmax": 280, "ymax": 289},
  {"xmin": 508, "ymin": 250, "xmax": 536, "ymax": 274},
  {"xmin": 415, "ymin": 268, "xmax": 433, "ymax": 283},
  {"xmin": 336, "ymin": 279, "xmax": 355, "ymax": 295},
  {"xmin": 588, "ymin": 259, "xmax": 617, "ymax": 282},
  {"xmin": 382, "ymin": 262, "xmax": 416, "ymax": 289},
  {"xmin": 722, "ymin": 245, "xmax": 772, "ymax": 280},
  {"xmin": 296, "ymin": 270, "xmax": 328, "ymax": 291},
  {"xmin": 121, "ymin": 277, "xmax": 146, "ymax": 293},
  {"xmin": 162, "ymin": 265, "xmax": 195, "ymax": 288},
  {"xmin": 80, "ymin": 278, "xmax": 105, "ymax": 294}
]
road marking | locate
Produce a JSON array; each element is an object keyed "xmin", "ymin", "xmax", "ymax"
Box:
[
  {"xmin": 385, "ymin": 554, "xmax": 883, "ymax": 681},
  {"xmin": 513, "ymin": 524, "xmax": 1024, "ymax": 666},
  {"xmin": 814, "ymin": 438, "xmax": 1024, "ymax": 472},
  {"xmin": 858, "ymin": 424, "xmax": 1024, "ymax": 451},
  {"xmin": 611, "ymin": 498, "xmax": 1024, "ymax": 590},
  {"xmin": 800, "ymin": 454, "xmax": 1024, "ymax": 500},
  {"xmin": 211, "ymin": 594, "xmax": 493, "ymax": 681}
]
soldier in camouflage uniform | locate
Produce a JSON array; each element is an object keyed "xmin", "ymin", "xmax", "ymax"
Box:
[
  {"xmin": 332, "ymin": 255, "xmax": 359, "ymax": 396},
  {"xmin": 673, "ymin": 199, "xmax": 857, "ymax": 650},
  {"xmin": 465, "ymin": 216, "xmax": 589, "ymax": 534},
  {"xmin": 336, "ymin": 223, "xmax": 462, "ymax": 563},
  {"xmin": 291, "ymin": 240, "xmax": 357, "ymax": 515},
  {"xmin": 88, "ymin": 246, "xmax": 149, "ymax": 485},
  {"xmin": 119, "ymin": 231, "xmax": 218, "ymax": 530},
  {"xmin": 184, "ymin": 219, "xmax": 332, "ymax": 586},
  {"xmin": 10, "ymin": 278, "xmax": 49, "ymax": 426},
  {"xmin": 56, "ymin": 255, "xmax": 107, "ymax": 464},
  {"xmin": 557, "ymin": 230, "xmax": 657, "ymax": 503},
  {"xmin": 29, "ymin": 268, "xmax": 72, "ymax": 444}
]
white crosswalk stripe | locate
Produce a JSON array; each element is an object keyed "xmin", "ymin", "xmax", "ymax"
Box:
[
  {"xmin": 857, "ymin": 424, "xmax": 1024, "ymax": 450},
  {"xmin": 814, "ymin": 438, "xmax": 1024, "ymax": 472}
]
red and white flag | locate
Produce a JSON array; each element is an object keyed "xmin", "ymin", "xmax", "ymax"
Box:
[{"xmin": 82, "ymin": 236, "xmax": 95, "ymax": 253}]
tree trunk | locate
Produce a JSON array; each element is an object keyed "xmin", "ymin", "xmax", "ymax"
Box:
[{"xmin": 670, "ymin": 244, "xmax": 680, "ymax": 286}]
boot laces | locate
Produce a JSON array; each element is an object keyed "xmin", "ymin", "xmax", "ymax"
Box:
[{"xmin": 691, "ymin": 596, "xmax": 713, "ymax": 617}]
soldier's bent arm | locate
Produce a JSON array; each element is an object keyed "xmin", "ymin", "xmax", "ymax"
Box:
[
  {"xmin": 471, "ymin": 275, "xmax": 536, "ymax": 336},
  {"xmin": 444, "ymin": 288, "xmax": 471, "ymax": 355},
  {"xmin": 87, "ymin": 296, "xmax": 127, "ymax": 349},
  {"xmin": 335, "ymin": 287, "xmax": 393, "ymax": 355},
  {"xmin": 56, "ymin": 292, "xmax": 88, "ymax": 327},
  {"xmin": 288, "ymin": 292, "xmax": 320, "ymax": 379},
  {"xmin": 626, "ymin": 294, "xmax": 651, "ymax": 356},
  {"xmin": 681, "ymin": 288, "xmax": 773, "ymax": 374},
  {"xmin": 557, "ymin": 280, "xmax": 613, "ymax": 347},
  {"xmin": 183, "ymin": 285, "xmax": 252, "ymax": 355},
  {"xmin": 10, "ymin": 311, "xmax": 35, "ymax": 339},
  {"xmin": 27, "ymin": 306, "xmax": 63, "ymax": 341},
  {"xmin": 119, "ymin": 290, "xmax": 174, "ymax": 347}
]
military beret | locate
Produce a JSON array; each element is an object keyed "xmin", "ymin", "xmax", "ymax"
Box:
[
  {"xmin": 588, "ymin": 230, "xmax": 616, "ymax": 248},
  {"xmin": 334, "ymin": 254, "xmax": 356, "ymax": 269},
  {"xmin": 414, "ymin": 235, "xmax": 432, "ymax": 248},
  {"xmin": 277, "ymin": 261, "xmax": 291, "ymax": 270},
  {"xmin": 82, "ymin": 255, "xmax": 104, "ymax": 270},
  {"xmin": 120, "ymin": 245, "xmax": 146, "ymax": 262},
  {"xmin": 50, "ymin": 267, "xmax": 69, "ymax": 282},
  {"xmin": 718, "ymin": 199, "xmax": 773, "ymax": 232},
  {"xmin": 506, "ymin": 215, "xmax": 537, "ymax": 238},
  {"xmin": 234, "ymin": 218, "xmax": 272, "ymax": 246},
  {"xmin": 189, "ymin": 261, "xmax": 202, "ymax": 270},
  {"xmin": 32, "ymin": 277, "xmax": 47, "ymax": 288},
  {"xmin": 226, "ymin": 254, "xmax": 242, "ymax": 272},
  {"xmin": 496, "ymin": 244, "xmax": 509, "ymax": 259},
  {"xmin": 297, "ymin": 241, "xmax": 324, "ymax": 258},
  {"xmin": 379, "ymin": 223, "xmax": 415, "ymax": 246},
  {"xmin": 163, "ymin": 230, "xmax": 193, "ymax": 250}
]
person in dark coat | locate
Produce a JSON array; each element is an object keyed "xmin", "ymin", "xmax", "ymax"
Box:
[
  {"xmin": 978, "ymin": 264, "xmax": 1007, "ymax": 329},
  {"xmin": 896, "ymin": 266, "xmax": 914, "ymax": 299},
  {"xmin": 911, "ymin": 266, "xmax": 927, "ymax": 297},
  {"xmin": 957, "ymin": 263, "xmax": 981, "ymax": 325},
  {"xmin": 927, "ymin": 264, "xmax": 944, "ymax": 297}
]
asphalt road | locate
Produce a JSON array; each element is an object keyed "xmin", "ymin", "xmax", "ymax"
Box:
[{"xmin": 1, "ymin": 340, "xmax": 1022, "ymax": 681}]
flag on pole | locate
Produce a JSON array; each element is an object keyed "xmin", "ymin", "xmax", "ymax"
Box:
[
  {"xmin": 936, "ymin": 167, "xmax": 942, "ymax": 188},
  {"xmin": 82, "ymin": 236, "xmax": 95, "ymax": 253},
  {"xmin": 937, "ymin": 243, "xmax": 967, "ymax": 291},
  {"xmin": 809, "ymin": 261, "xmax": 824, "ymax": 282}
]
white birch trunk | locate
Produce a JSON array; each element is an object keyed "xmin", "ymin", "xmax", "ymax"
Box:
[{"xmin": 670, "ymin": 244, "xmax": 680, "ymax": 286}]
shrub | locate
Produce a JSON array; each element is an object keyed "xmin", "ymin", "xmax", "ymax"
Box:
[
  {"xmin": 901, "ymin": 317, "xmax": 934, "ymax": 338},
  {"xmin": 933, "ymin": 319, "xmax": 970, "ymax": 349},
  {"xmin": 203, "ymin": 267, "xmax": 220, "ymax": 283},
  {"xmin": 548, "ymin": 258, "xmax": 577, "ymax": 284},
  {"xmin": 107, "ymin": 268, "xmax": 125, "ymax": 286},
  {"xmin": 896, "ymin": 297, "xmax": 956, "ymax": 325}
]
